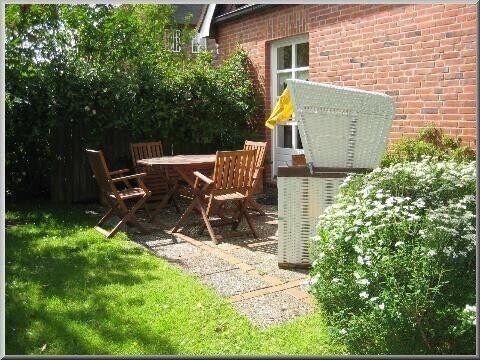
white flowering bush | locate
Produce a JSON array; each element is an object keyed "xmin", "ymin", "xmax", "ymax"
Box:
[{"xmin": 309, "ymin": 158, "xmax": 476, "ymax": 354}]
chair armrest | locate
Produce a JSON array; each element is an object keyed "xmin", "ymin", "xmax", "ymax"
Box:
[
  {"xmin": 193, "ymin": 171, "xmax": 214, "ymax": 185},
  {"xmin": 112, "ymin": 173, "xmax": 147, "ymax": 182},
  {"xmin": 109, "ymin": 168, "xmax": 130, "ymax": 176}
]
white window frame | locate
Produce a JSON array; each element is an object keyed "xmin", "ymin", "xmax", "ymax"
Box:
[
  {"xmin": 270, "ymin": 34, "xmax": 309, "ymax": 179},
  {"xmin": 191, "ymin": 33, "xmax": 207, "ymax": 54},
  {"xmin": 166, "ymin": 29, "xmax": 182, "ymax": 53}
]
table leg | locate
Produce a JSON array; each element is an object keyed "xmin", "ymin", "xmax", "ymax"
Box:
[
  {"xmin": 175, "ymin": 166, "xmax": 195, "ymax": 188},
  {"xmin": 149, "ymin": 181, "xmax": 179, "ymax": 222}
]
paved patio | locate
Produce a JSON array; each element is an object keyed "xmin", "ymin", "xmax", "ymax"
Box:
[{"xmin": 129, "ymin": 203, "xmax": 315, "ymax": 329}]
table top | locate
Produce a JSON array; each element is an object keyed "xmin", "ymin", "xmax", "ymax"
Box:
[{"xmin": 137, "ymin": 154, "xmax": 216, "ymax": 166}]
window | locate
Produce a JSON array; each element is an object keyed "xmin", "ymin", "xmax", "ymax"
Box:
[
  {"xmin": 271, "ymin": 35, "xmax": 309, "ymax": 177},
  {"xmin": 165, "ymin": 29, "xmax": 182, "ymax": 53},
  {"xmin": 165, "ymin": 30, "xmax": 208, "ymax": 54},
  {"xmin": 191, "ymin": 34, "xmax": 207, "ymax": 54}
]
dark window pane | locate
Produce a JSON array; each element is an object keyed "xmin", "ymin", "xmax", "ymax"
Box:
[
  {"xmin": 296, "ymin": 42, "xmax": 309, "ymax": 67},
  {"xmin": 283, "ymin": 126, "xmax": 292, "ymax": 148},
  {"xmin": 297, "ymin": 128, "xmax": 303, "ymax": 149},
  {"xmin": 277, "ymin": 72, "xmax": 291, "ymax": 96},
  {"xmin": 277, "ymin": 45, "xmax": 292, "ymax": 70}
]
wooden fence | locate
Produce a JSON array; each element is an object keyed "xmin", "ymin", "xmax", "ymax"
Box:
[{"xmin": 49, "ymin": 126, "xmax": 223, "ymax": 203}]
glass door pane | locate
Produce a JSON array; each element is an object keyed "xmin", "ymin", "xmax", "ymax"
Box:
[
  {"xmin": 277, "ymin": 72, "xmax": 291, "ymax": 96},
  {"xmin": 277, "ymin": 45, "xmax": 292, "ymax": 70},
  {"xmin": 296, "ymin": 128, "xmax": 303, "ymax": 149},
  {"xmin": 276, "ymin": 124, "xmax": 293, "ymax": 148},
  {"xmin": 295, "ymin": 70, "xmax": 309, "ymax": 81},
  {"xmin": 296, "ymin": 42, "xmax": 309, "ymax": 67},
  {"xmin": 283, "ymin": 125, "xmax": 293, "ymax": 148}
]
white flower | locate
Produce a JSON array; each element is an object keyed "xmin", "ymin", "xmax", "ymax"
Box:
[
  {"xmin": 356, "ymin": 278, "xmax": 370, "ymax": 286},
  {"xmin": 464, "ymin": 305, "xmax": 476, "ymax": 313},
  {"xmin": 84, "ymin": 105, "xmax": 90, "ymax": 111},
  {"xmin": 339, "ymin": 329, "xmax": 347, "ymax": 335},
  {"xmin": 369, "ymin": 297, "xmax": 379, "ymax": 302},
  {"xmin": 359, "ymin": 291, "xmax": 369, "ymax": 299},
  {"xmin": 407, "ymin": 214, "xmax": 420, "ymax": 222},
  {"xmin": 394, "ymin": 241, "xmax": 404, "ymax": 247},
  {"xmin": 357, "ymin": 255, "xmax": 364, "ymax": 265},
  {"xmin": 309, "ymin": 274, "xmax": 321, "ymax": 286},
  {"xmin": 412, "ymin": 198, "xmax": 425, "ymax": 208},
  {"xmin": 427, "ymin": 250, "xmax": 436, "ymax": 256},
  {"xmin": 378, "ymin": 303, "xmax": 385, "ymax": 310}
]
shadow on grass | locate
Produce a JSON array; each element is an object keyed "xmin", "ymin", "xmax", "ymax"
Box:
[{"xmin": 6, "ymin": 203, "xmax": 176, "ymax": 354}]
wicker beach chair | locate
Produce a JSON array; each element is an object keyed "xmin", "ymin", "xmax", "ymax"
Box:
[{"xmin": 277, "ymin": 79, "xmax": 395, "ymax": 268}]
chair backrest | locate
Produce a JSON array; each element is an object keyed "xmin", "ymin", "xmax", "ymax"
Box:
[
  {"xmin": 212, "ymin": 150, "xmax": 256, "ymax": 193},
  {"xmin": 86, "ymin": 149, "xmax": 116, "ymax": 196},
  {"xmin": 244, "ymin": 140, "xmax": 267, "ymax": 171},
  {"xmin": 130, "ymin": 141, "xmax": 164, "ymax": 169}
]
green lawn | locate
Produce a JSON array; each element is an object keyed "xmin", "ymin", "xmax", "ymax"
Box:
[{"xmin": 5, "ymin": 204, "xmax": 346, "ymax": 355}]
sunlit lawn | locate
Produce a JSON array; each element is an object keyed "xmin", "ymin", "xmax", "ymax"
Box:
[{"xmin": 6, "ymin": 203, "xmax": 346, "ymax": 355}]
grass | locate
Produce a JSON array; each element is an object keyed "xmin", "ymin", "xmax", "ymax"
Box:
[{"xmin": 5, "ymin": 203, "xmax": 346, "ymax": 355}]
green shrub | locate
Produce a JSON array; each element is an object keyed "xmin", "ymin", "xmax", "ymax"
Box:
[
  {"xmin": 309, "ymin": 159, "xmax": 476, "ymax": 354},
  {"xmin": 381, "ymin": 127, "xmax": 475, "ymax": 167},
  {"xmin": 6, "ymin": 5, "xmax": 259, "ymax": 201}
]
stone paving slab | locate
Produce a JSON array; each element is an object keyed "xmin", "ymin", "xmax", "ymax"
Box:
[
  {"xmin": 218, "ymin": 244, "xmax": 270, "ymax": 265},
  {"xmin": 179, "ymin": 252, "xmax": 239, "ymax": 276},
  {"xmin": 233, "ymin": 290, "xmax": 314, "ymax": 329},
  {"xmin": 201, "ymin": 268, "xmax": 271, "ymax": 296},
  {"xmin": 254, "ymin": 256, "xmax": 309, "ymax": 283},
  {"xmin": 149, "ymin": 240, "xmax": 201, "ymax": 261}
]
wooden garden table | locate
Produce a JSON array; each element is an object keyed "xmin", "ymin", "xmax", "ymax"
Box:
[{"xmin": 137, "ymin": 154, "xmax": 216, "ymax": 222}]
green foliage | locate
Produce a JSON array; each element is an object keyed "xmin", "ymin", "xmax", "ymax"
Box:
[
  {"xmin": 309, "ymin": 159, "xmax": 476, "ymax": 354},
  {"xmin": 6, "ymin": 4, "xmax": 258, "ymax": 200},
  {"xmin": 381, "ymin": 127, "xmax": 475, "ymax": 167},
  {"xmin": 6, "ymin": 204, "xmax": 345, "ymax": 355}
]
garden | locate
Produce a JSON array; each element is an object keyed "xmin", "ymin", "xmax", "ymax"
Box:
[{"xmin": 5, "ymin": 3, "xmax": 477, "ymax": 356}]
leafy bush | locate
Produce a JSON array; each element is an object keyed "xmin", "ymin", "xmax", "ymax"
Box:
[
  {"xmin": 309, "ymin": 158, "xmax": 476, "ymax": 354},
  {"xmin": 6, "ymin": 4, "xmax": 258, "ymax": 201},
  {"xmin": 381, "ymin": 127, "xmax": 475, "ymax": 167}
]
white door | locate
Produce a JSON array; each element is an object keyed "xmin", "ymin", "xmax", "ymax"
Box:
[{"xmin": 271, "ymin": 35, "xmax": 309, "ymax": 178}]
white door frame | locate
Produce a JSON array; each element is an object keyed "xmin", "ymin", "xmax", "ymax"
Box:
[{"xmin": 270, "ymin": 34, "xmax": 309, "ymax": 180}]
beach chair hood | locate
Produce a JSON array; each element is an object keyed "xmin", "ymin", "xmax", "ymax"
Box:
[{"xmin": 286, "ymin": 79, "xmax": 395, "ymax": 169}]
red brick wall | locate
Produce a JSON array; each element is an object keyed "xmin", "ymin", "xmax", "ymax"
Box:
[{"xmin": 214, "ymin": 4, "xmax": 477, "ymax": 182}]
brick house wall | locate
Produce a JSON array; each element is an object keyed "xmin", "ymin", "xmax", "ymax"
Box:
[{"xmin": 213, "ymin": 4, "xmax": 476, "ymax": 182}]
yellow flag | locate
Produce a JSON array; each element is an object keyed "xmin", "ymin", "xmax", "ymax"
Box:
[{"xmin": 265, "ymin": 87, "xmax": 294, "ymax": 129}]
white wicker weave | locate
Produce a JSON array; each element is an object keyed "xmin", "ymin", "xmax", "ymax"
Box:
[
  {"xmin": 287, "ymin": 79, "xmax": 395, "ymax": 168},
  {"xmin": 278, "ymin": 176, "xmax": 344, "ymax": 266},
  {"xmin": 277, "ymin": 80, "xmax": 395, "ymax": 267}
]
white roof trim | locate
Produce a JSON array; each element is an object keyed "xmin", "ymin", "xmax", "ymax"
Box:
[{"xmin": 198, "ymin": 4, "xmax": 216, "ymax": 38}]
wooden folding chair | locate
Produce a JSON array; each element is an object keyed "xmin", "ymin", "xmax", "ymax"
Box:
[
  {"xmin": 130, "ymin": 141, "xmax": 180, "ymax": 214},
  {"xmin": 86, "ymin": 149, "xmax": 151, "ymax": 238},
  {"xmin": 243, "ymin": 141, "xmax": 267, "ymax": 215},
  {"xmin": 171, "ymin": 149, "xmax": 257, "ymax": 244}
]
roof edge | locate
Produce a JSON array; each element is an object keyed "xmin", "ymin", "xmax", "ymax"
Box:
[
  {"xmin": 213, "ymin": 4, "xmax": 273, "ymax": 24},
  {"xmin": 198, "ymin": 4, "xmax": 216, "ymax": 38}
]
